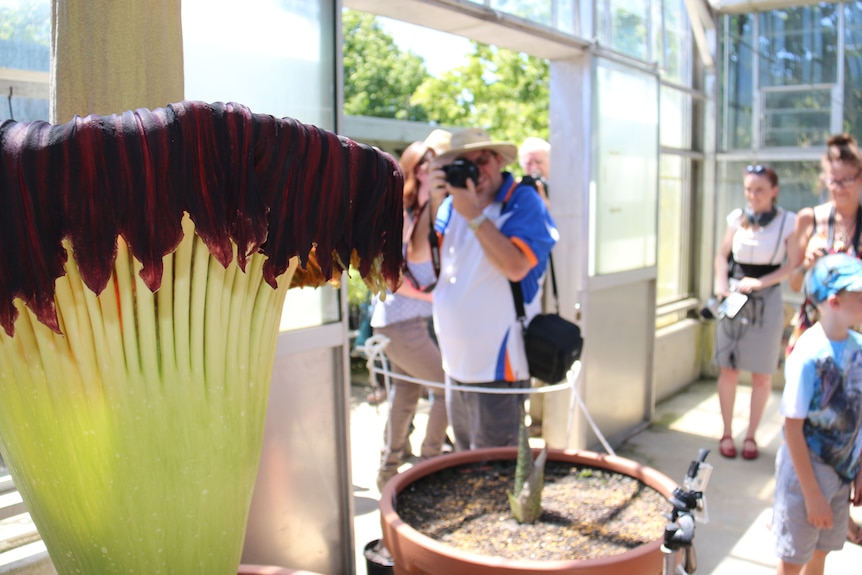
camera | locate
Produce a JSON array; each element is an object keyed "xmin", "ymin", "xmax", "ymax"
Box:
[
  {"xmin": 700, "ymin": 292, "xmax": 749, "ymax": 320},
  {"xmin": 699, "ymin": 297, "xmax": 721, "ymax": 320},
  {"xmin": 442, "ymin": 158, "xmax": 479, "ymax": 188},
  {"xmin": 521, "ymin": 174, "xmax": 550, "ymax": 196}
]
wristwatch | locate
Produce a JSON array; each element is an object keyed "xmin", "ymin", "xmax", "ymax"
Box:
[{"xmin": 468, "ymin": 213, "xmax": 487, "ymax": 231}]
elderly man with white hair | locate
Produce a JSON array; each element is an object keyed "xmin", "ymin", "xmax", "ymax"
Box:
[
  {"xmin": 518, "ymin": 136, "xmax": 551, "ymax": 180},
  {"xmin": 519, "ymin": 137, "xmax": 551, "ymax": 207}
]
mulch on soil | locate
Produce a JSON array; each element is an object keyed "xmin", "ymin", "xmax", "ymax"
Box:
[{"xmin": 396, "ymin": 459, "xmax": 670, "ymax": 562}]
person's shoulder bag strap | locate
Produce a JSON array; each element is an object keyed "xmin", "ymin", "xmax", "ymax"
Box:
[
  {"xmin": 507, "ymin": 177, "xmax": 560, "ymax": 319},
  {"xmin": 427, "ymin": 202, "xmax": 442, "ymax": 286},
  {"xmin": 768, "ymin": 209, "xmax": 789, "ymax": 265},
  {"xmin": 509, "ymin": 252, "xmax": 560, "ymax": 322},
  {"xmin": 401, "ymin": 202, "xmax": 438, "ymax": 293}
]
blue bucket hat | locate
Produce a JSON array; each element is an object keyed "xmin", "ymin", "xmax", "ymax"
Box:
[{"xmin": 805, "ymin": 253, "xmax": 862, "ymax": 304}]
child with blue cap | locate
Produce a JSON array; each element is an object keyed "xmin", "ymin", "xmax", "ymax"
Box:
[{"xmin": 773, "ymin": 253, "xmax": 862, "ymax": 574}]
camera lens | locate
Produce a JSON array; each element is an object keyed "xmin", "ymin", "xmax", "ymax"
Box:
[{"xmin": 443, "ymin": 158, "xmax": 479, "ymax": 188}]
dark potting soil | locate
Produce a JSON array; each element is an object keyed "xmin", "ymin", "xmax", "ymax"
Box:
[{"xmin": 395, "ymin": 459, "xmax": 669, "ymax": 562}]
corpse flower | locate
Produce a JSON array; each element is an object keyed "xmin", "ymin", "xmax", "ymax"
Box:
[{"xmin": 0, "ymin": 101, "xmax": 403, "ymax": 575}]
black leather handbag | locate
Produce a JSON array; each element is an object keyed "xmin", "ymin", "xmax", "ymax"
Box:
[{"xmin": 510, "ymin": 256, "xmax": 583, "ymax": 383}]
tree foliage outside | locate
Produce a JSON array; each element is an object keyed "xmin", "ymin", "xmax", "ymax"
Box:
[
  {"xmin": 0, "ymin": 0, "xmax": 50, "ymax": 46},
  {"xmin": 0, "ymin": 0, "xmax": 51, "ymax": 122},
  {"xmin": 342, "ymin": 10, "xmax": 430, "ymax": 121},
  {"xmin": 342, "ymin": 9, "xmax": 550, "ymax": 146},
  {"xmin": 412, "ymin": 43, "xmax": 550, "ymax": 144}
]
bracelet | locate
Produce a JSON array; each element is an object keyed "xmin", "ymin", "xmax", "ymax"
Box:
[{"xmin": 468, "ymin": 213, "xmax": 487, "ymax": 231}]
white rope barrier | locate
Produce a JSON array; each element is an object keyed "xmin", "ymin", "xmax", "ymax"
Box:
[{"xmin": 358, "ymin": 334, "xmax": 614, "ymax": 455}]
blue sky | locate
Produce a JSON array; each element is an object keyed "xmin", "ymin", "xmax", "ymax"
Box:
[{"xmin": 377, "ymin": 17, "xmax": 474, "ymax": 77}]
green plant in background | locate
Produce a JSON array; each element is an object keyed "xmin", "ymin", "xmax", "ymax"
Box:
[
  {"xmin": 507, "ymin": 417, "xmax": 548, "ymax": 524},
  {"xmin": 347, "ymin": 266, "xmax": 373, "ymax": 339},
  {"xmin": 347, "ymin": 266, "xmax": 373, "ymax": 309}
]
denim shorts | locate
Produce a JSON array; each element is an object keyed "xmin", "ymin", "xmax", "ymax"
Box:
[{"xmin": 772, "ymin": 443, "xmax": 850, "ymax": 564}]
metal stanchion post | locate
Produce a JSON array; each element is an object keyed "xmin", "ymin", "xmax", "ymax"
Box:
[{"xmin": 662, "ymin": 449, "xmax": 712, "ymax": 575}]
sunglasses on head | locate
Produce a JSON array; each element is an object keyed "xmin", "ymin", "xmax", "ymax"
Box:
[{"xmin": 745, "ymin": 164, "xmax": 778, "ymax": 186}]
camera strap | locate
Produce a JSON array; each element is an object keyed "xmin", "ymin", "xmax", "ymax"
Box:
[
  {"xmin": 507, "ymin": 177, "xmax": 560, "ymax": 319},
  {"xmin": 826, "ymin": 203, "xmax": 862, "ymax": 255},
  {"xmin": 426, "ymin": 195, "xmax": 446, "ymax": 288}
]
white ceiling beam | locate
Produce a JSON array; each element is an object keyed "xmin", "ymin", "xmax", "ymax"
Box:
[
  {"xmin": 344, "ymin": 0, "xmax": 589, "ymax": 60},
  {"xmin": 683, "ymin": 0, "xmax": 716, "ymax": 70}
]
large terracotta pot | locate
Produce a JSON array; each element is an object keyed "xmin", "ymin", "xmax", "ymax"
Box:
[
  {"xmin": 237, "ymin": 566, "xmax": 324, "ymax": 575},
  {"xmin": 379, "ymin": 447, "xmax": 678, "ymax": 575}
]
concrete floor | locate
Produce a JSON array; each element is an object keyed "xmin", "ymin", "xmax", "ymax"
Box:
[{"xmin": 349, "ymin": 378, "xmax": 862, "ymax": 574}]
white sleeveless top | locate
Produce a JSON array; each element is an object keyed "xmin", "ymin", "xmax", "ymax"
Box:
[{"xmin": 369, "ymin": 259, "xmax": 435, "ymax": 328}]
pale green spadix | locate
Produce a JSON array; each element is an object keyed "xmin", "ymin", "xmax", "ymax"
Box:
[{"xmin": 0, "ymin": 217, "xmax": 295, "ymax": 574}]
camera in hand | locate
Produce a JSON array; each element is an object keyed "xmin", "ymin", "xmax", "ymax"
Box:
[
  {"xmin": 700, "ymin": 292, "xmax": 749, "ymax": 320},
  {"xmin": 521, "ymin": 174, "xmax": 550, "ymax": 196},
  {"xmin": 700, "ymin": 297, "xmax": 721, "ymax": 320},
  {"xmin": 442, "ymin": 158, "xmax": 479, "ymax": 188}
]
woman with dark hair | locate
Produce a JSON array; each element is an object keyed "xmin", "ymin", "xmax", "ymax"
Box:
[
  {"xmin": 786, "ymin": 133, "xmax": 862, "ymax": 544},
  {"xmin": 370, "ymin": 132, "xmax": 452, "ymax": 491},
  {"xmin": 713, "ymin": 164, "xmax": 796, "ymax": 461}
]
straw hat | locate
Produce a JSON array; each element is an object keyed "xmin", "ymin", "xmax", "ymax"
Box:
[
  {"xmin": 439, "ymin": 128, "xmax": 518, "ymax": 166},
  {"xmin": 422, "ymin": 129, "xmax": 452, "ymax": 155}
]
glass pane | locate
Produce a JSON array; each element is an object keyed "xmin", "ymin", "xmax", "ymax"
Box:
[
  {"xmin": 556, "ymin": 0, "xmax": 577, "ymax": 35},
  {"xmin": 1, "ymin": 95, "xmax": 48, "ymax": 122},
  {"xmin": 182, "ymin": 0, "xmax": 340, "ymax": 331},
  {"xmin": 722, "ymin": 14, "xmax": 754, "ymax": 150},
  {"xmin": 657, "ymin": 0, "xmax": 691, "ymax": 85},
  {"xmin": 758, "ymin": 6, "xmax": 838, "ymax": 89},
  {"xmin": 844, "ymin": 2, "xmax": 862, "ymax": 141},
  {"xmin": 490, "ymin": 0, "xmax": 553, "ymax": 27},
  {"xmin": 657, "ymin": 155, "xmax": 688, "ymax": 303},
  {"xmin": 598, "ymin": 0, "xmax": 649, "ymax": 60},
  {"xmin": 762, "ymin": 87, "xmax": 831, "ymax": 147},
  {"xmin": 0, "ymin": 0, "xmax": 50, "ymax": 122},
  {"xmin": 182, "ymin": 0, "xmax": 334, "ymax": 127},
  {"xmin": 278, "ymin": 286, "xmax": 340, "ymax": 332},
  {"xmin": 591, "ymin": 59, "xmax": 658, "ymax": 275},
  {"xmin": 660, "ymin": 85, "xmax": 691, "ymax": 148},
  {"xmin": 485, "ymin": 0, "xmax": 577, "ymax": 33}
]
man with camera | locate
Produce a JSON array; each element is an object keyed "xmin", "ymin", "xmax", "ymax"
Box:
[
  {"xmin": 428, "ymin": 128, "xmax": 558, "ymax": 450},
  {"xmin": 519, "ymin": 136, "xmax": 551, "ymax": 207}
]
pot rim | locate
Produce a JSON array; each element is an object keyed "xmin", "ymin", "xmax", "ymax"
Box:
[
  {"xmin": 237, "ymin": 565, "xmax": 324, "ymax": 574},
  {"xmin": 379, "ymin": 447, "xmax": 679, "ymax": 570}
]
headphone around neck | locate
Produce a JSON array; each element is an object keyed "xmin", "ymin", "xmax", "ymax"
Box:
[{"xmin": 744, "ymin": 206, "xmax": 777, "ymax": 228}]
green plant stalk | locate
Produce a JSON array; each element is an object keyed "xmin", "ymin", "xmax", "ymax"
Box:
[
  {"xmin": 507, "ymin": 420, "xmax": 547, "ymax": 524},
  {"xmin": 0, "ymin": 219, "xmax": 295, "ymax": 575}
]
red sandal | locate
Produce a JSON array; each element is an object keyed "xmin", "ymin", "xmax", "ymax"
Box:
[
  {"xmin": 719, "ymin": 435, "xmax": 737, "ymax": 459},
  {"xmin": 742, "ymin": 437, "xmax": 758, "ymax": 460}
]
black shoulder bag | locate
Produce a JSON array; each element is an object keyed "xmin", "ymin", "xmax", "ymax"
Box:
[{"xmin": 510, "ymin": 254, "xmax": 583, "ymax": 383}]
